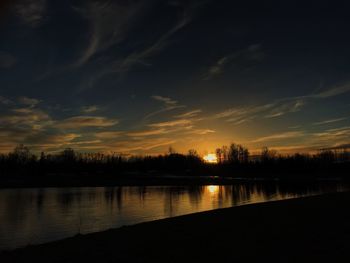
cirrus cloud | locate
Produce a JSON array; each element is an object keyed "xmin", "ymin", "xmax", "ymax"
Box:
[{"xmin": 56, "ymin": 116, "xmax": 118, "ymax": 129}]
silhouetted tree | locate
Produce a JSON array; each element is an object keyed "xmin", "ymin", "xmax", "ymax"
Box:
[
  {"xmin": 60, "ymin": 148, "xmax": 76, "ymax": 162},
  {"xmin": 261, "ymin": 147, "xmax": 277, "ymax": 162},
  {"xmin": 9, "ymin": 144, "xmax": 33, "ymax": 164}
]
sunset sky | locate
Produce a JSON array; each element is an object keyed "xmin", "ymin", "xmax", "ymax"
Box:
[{"xmin": 0, "ymin": 0, "xmax": 349, "ymax": 155}]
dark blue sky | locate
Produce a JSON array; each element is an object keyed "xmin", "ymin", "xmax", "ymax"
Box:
[{"xmin": 0, "ymin": 0, "xmax": 349, "ymax": 154}]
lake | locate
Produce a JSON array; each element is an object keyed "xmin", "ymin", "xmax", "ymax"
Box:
[{"xmin": 0, "ymin": 182, "xmax": 348, "ymax": 250}]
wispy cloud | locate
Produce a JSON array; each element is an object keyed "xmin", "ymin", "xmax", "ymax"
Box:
[
  {"xmin": 18, "ymin": 96, "xmax": 40, "ymax": 108},
  {"xmin": 187, "ymin": 129, "xmax": 215, "ymax": 135},
  {"xmin": 144, "ymin": 95, "xmax": 185, "ymax": 119},
  {"xmin": 15, "ymin": 0, "xmax": 47, "ymax": 27},
  {"xmin": 313, "ymin": 117, "xmax": 347, "ymax": 126},
  {"xmin": 108, "ymin": 12, "xmax": 190, "ymax": 75},
  {"xmin": 56, "ymin": 116, "xmax": 118, "ymax": 129},
  {"xmin": 311, "ymin": 82, "xmax": 350, "ymax": 99},
  {"xmin": 264, "ymin": 99, "xmax": 304, "ymax": 118},
  {"xmin": 1, "ymin": 108, "xmax": 50, "ymax": 130},
  {"xmin": 313, "ymin": 126, "xmax": 350, "ymax": 140},
  {"xmin": 73, "ymin": 0, "xmax": 147, "ymax": 67},
  {"xmin": 175, "ymin": 109, "xmax": 202, "ymax": 118},
  {"xmin": 203, "ymin": 44, "xmax": 265, "ymax": 80},
  {"xmin": 0, "ymin": 98, "xmax": 123, "ymax": 152},
  {"xmin": 251, "ymin": 131, "xmax": 305, "ymax": 143},
  {"xmin": 212, "ymin": 81, "xmax": 350, "ymax": 125},
  {"xmin": 213, "ymin": 103, "xmax": 275, "ymax": 124},
  {"xmin": 152, "ymin": 95, "xmax": 178, "ymax": 106},
  {"xmin": 321, "ymin": 143, "xmax": 350, "ymax": 150},
  {"xmin": 108, "ymin": 137, "xmax": 176, "ymax": 153},
  {"xmin": 78, "ymin": 1, "xmax": 205, "ymax": 90},
  {"xmin": 148, "ymin": 119, "xmax": 192, "ymax": 128},
  {"xmin": 94, "ymin": 131, "xmax": 123, "ymax": 139},
  {"xmin": 81, "ymin": 105, "xmax": 99, "ymax": 113},
  {"xmin": 0, "ymin": 51, "xmax": 17, "ymax": 68},
  {"xmin": 127, "ymin": 129, "xmax": 168, "ymax": 137},
  {"xmin": 0, "ymin": 96, "xmax": 13, "ymax": 105}
]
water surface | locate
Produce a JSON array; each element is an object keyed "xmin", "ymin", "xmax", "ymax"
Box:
[{"xmin": 0, "ymin": 182, "xmax": 347, "ymax": 250}]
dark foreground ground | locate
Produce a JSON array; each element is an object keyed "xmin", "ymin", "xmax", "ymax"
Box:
[{"xmin": 1, "ymin": 191, "xmax": 349, "ymax": 263}]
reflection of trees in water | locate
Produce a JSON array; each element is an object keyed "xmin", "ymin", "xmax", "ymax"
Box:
[
  {"xmin": 103, "ymin": 187, "xmax": 123, "ymax": 212},
  {"xmin": 225, "ymin": 182, "xmax": 349, "ymax": 205},
  {"xmin": 226, "ymin": 183, "xmax": 279, "ymax": 206},
  {"xmin": 56, "ymin": 190, "xmax": 82, "ymax": 211},
  {"xmin": 136, "ymin": 186, "xmax": 147, "ymax": 202},
  {"xmin": 3, "ymin": 190, "xmax": 34, "ymax": 226},
  {"xmin": 115, "ymin": 187, "xmax": 123, "ymax": 211},
  {"xmin": 188, "ymin": 186, "xmax": 205, "ymax": 207},
  {"xmin": 277, "ymin": 182, "xmax": 346, "ymax": 198},
  {"xmin": 104, "ymin": 187, "xmax": 115, "ymax": 208},
  {"xmin": 36, "ymin": 188, "xmax": 46, "ymax": 214},
  {"xmin": 163, "ymin": 187, "xmax": 188, "ymax": 217},
  {"xmin": 87, "ymin": 190, "xmax": 97, "ymax": 202}
]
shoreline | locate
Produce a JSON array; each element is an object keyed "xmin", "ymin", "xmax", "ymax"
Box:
[
  {"xmin": 0, "ymin": 174, "xmax": 344, "ymax": 189},
  {"xmin": 1, "ymin": 191, "xmax": 349, "ymax": 262}
]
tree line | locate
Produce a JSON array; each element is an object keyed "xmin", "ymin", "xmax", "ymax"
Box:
[{"xmin": 0, "ymin": 143, "xmax": 349, "ymax": 180}]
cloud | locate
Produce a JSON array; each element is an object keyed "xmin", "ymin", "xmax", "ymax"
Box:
[
  {"xmin": 203, "ymin": 44, "xmax": 265, "ymax": 80},
  {"xmin": 56, "ymin": 116, "xmax": 118, "ymax": 129},
  {"xmin": 144, "ymin": 95, "xmax": 185, "ymax": 119},
  {"xmin": 152, "ymin": 95, "xmax": 178, "ymax": 106},
  {"xmin": 213, "ymin": 103, "xmax": 275, "ymax": 124},
  {"xmin": 312, "ymin": 117, "xmax": 347, "ymax": 126},
  {"xmin": 127, "ymin": 129, "xmax": 168, "ymax": 137},
  {"xmin": 109, "ymin": 12, "xmax": 191, "ymax": 74},
  {"xmin": 18, "ymin": 96, "xmax": 40, "ymax": 107},
  {"xmin": 311, "ymin": 82, "xmax": 350, "ymax": 99},
  {"xmin": 251, "ymin": 131, "xmax": 305, "ymax": 143},
  {"xmin": 95, "ymin": 131, "xmax": 123, "ymax": 139},
  {"xmin": 73, "ymin": 0, "xmax": 147, "ymax": 67},
  {"xmin": 0, "ymin": 105, "xmax": 53, "ymax": 152},
  {"xmin": 187, "ymin": 129, "xmax": 215, "ymax": 135},
  {"xmin": 0, "ymin": 108, "xmax": 50, "ymax": 130},
  {"xmin": 175, "ymin": 109, "xmax": 202, "ymax": 118},
  {"xmin": 313, "ymin": 126, "xmax": 350, "ymax": 140},
  {"xmin": 148, "ymin": 119, "xmax": 192, "ymax": 128},
  {"xmin": 109, "ymin": 137, "xmax": 176, "ymax": 153},
  {"xmin": 264, "ymin": 99, "xmax": 304, "ymax": 118},
  {"xmin": 0, "ymin": 51, "xmax": 17, "ymax": 68},
  {"xmin": 0, "ymin": 101, "xmax": 123, "ymax": 152},
  {"xmin": 110, "ymin": 0, "xmax": 210, "ymax": 75},
  {"xmin": 68, "ymin": 139, "xmax": 102, "ymax": 146},
  {"xmin": 78, "ymin": 1, "xmax": 204, "ymax": 90},
  {"xmin": 0, "ymin": 96, "xmax": 13, "ymax": 105},
  {"xmin": 321, "ymin": 143, "xmax": 350, "ymax": 150},
  {"xmin": 15, "ymin": 0, "xmax": 46, "ymax": 27},
  {"xmin": 27, "ymin": 133, "xmax": 81, "ymax": 149},
  {"xmin": 81, "ymin": 105, "xmax": 99, "ymax": 113},
  {"xmin": 212, "ymin": 81, "xmax": 350, "ymax": 126},
  {"xmin": 212, "ymin": 96, "xmax": 306, "ymax": 125}
]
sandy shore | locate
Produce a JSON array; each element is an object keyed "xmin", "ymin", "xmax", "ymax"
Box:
[{"xmin": 1, "ymin": 191, "xmax": 349, "ymax": 263}]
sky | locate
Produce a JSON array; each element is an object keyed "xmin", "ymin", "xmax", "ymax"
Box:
[{"xmin": 0, "ymin": 0, "xmax": 350, "ymax": 155}]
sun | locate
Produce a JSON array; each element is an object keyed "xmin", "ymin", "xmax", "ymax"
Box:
[{"xmin": 203, "ymin": 153, "xmax": 218, "ymax": 164}]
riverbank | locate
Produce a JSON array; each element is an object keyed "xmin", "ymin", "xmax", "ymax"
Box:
[
  {"xmin": 0, "ymin": 173, "xmax": 344, "ymax": 188},
  {"xmin": 1, "ymin": 191, "xmax": 349, "ymax": 262}
]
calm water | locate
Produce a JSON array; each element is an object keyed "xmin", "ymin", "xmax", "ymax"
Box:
[{"xmin": 0, "ymin": 182, "xmax": 348, "ymax": 250}]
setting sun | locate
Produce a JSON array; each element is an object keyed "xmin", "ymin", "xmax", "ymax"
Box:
[{"xmin": 203, "ymin": 153, "xmax": 218, "ymax": 163}]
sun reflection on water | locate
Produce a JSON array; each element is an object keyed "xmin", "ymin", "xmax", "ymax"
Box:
[{"xmin": 207, "ymin": 185, "xmax": 219, "ymax": 194}]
